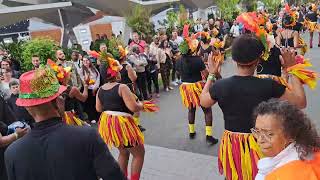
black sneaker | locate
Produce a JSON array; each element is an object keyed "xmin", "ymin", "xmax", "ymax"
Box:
[
  {"xmin": 138, "ymin": 125, "xmax": 146, "ymax": 132},
  {"xmin": 189, "ymin": 132, "xmax": 196, "ymax": 139},
  {"xmin": 206, "ymin": 136, "xmax": 219, "ymax": 145}
]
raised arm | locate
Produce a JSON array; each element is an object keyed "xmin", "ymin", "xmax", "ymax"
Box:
[
  {"xmin": 120, "ymin": 84, "xmax": 143, "ymax": 113},
  {"xmin": 200, "ymin": 52, "xmax": 222, "ymax": 108},
  {"xmin": 279, "ymin": 48, "xmax": 306, "ymax": 109}
]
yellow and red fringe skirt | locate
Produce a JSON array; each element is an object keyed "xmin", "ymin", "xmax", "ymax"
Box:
[
  {"xmin": 179, "ymin": 81, "xmax": 205, "ymax": 109},
  {"xmin": 63, "ymin": 111, "xmax": 86, "ymax": 126},
  {"xmin": 98, "ymin": 111, "xmax": 144, "ymax": 148},
  {"xmin": 218, "ymin": 130, "xmax": 263, "ymax": 180}
]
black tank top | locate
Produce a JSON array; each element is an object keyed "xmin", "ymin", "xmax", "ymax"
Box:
[
  {"xmin": 98, "ymin": 84, "xmax": 133, "ymax": 115},
  {"xmin": 280, "ymin": 31, "xmax": 294, "ymax": 47},
  {"xmin": 198, "ymin": 45, "xmax": 213, "ymax": 57},
  {"xmin": 120, "ymin": 63, "xmax": 133, "ymax": 91}
]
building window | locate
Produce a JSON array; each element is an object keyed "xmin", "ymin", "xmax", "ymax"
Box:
[
  {"xmin": 80, "ymin": 29, "xmax": 87, "ymax": 33},
  {"xmin": 82, "ymin": 40, "xmax": 89, "ymax": 45}
]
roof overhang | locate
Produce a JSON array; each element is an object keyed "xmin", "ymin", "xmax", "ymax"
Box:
[
  {"xmin": 0, "ymin": 2, "xmax": 73, "ymax": 27},
  {"xmin": 181, "ymin": 0, "xmax": 214, "ymax": 9}
]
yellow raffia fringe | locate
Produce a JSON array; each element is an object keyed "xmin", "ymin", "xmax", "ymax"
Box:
[
  {"xmin": 98, "ymin": 112, "xmax": 144, "ymax": 148},
  {"xmin": 298, "ymin": 37, "xmax": 308, "ymax": 55},
  {"xmin": 64, "ymin": 111, "xmax": 85, "ymax": 126},
  {"xmin": 179, "ymin": 82, "xmax": 204, "ymax": 109},
  {"xmin": 256, "ymin": 74, "xmax": 291, "ymax": 89},
  {"xmin": 219, "ymin": 130, "xmax": 263, "ymax": 180},
  {"xmin": 287, "ymin": 64, "xmax": 318, "ymax": 90}
]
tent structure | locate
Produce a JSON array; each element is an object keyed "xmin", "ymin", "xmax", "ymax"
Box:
[
  {"xmin": 2, "ymin": 0, "xmax": 180, "ymax": 16},
  {"xmin": 0, "ymin": 2, "xmax": 97, "ymax": 27}
]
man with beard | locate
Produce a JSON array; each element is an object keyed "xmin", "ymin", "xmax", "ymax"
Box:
[
  {"xmin": 31, "ymin": 55, "xmax": 40, "ymax": 70},
  {"xmin": 55, "ymin": 50, "xmax": 82, "ymax": 89}
]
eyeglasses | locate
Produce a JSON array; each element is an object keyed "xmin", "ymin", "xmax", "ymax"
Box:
[{"xmin": 250, "ymin": 128, "xmax": 274, "ymax": 141}]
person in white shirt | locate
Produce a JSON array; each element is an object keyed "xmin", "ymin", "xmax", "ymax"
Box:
[
  {"xmin": 171, "ymin": 29, "xmax": 184, "ymax": 45},
  {"xmin": 194, "ymin": 19, "xmax": 204, "ymax": 33},
  {"xmin": 230, "ymin": 21, "xmax": 240, "ymax": 38},
  {"xmin": 80, "ymin": 55, "xmax": 100, "ymax": 122}
]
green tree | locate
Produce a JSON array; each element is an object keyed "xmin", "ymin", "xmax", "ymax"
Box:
[
  {"xmin": 126, "ymin": 5, "xmax": 155, "ymax": 43},
  {"xmin": 261, "ymin": 0, "xmax": 281, "ymax": 14},
  {"xmin": 21, "ymin": 38, "xmax": 58, "ymax": 71},
  {"xmin": 216, "ymin": 0, "xmax": 240, "ymax": 21},
  {"xmin": 241, "ymin": 0, "xmax": 257, "ymax": 12},
  {"xmin": 0, "ymin": 41, "xmax": 25, "ymax": 63}
]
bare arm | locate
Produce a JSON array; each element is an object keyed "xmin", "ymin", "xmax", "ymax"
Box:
[
  {"xmin": 279, "ymin": 48, "xmax": 306, "ymax": 109},
  {"xmin": 126, "ymin": 64, "xmax": 137, "ymax": 82},
  {"xmin": 200, "ymin": 52, "xmax": 221, "ymax": 108},
  {"xmin": 275, "ymin": 31, "xmax": 281, "ymax": 47},
  {"xmin": 0, "ymin": 128, "xmax": 28, "ymax": 147},
  {"xmin": 279, "ymin": 75, "xmax": 306, "ymax": 109},
  {"xmin": 0, "ymin": 133, "xmax": 18, "ymax": 147},
  {"xmin": 119, "ymin": 84, "xmax": 143, "ymax": 113},
  {"xmin": 293, "ymin": 31, "xmax": 300, "ymax": 48},
  {"xmin": 70, "ymin": 85, "xmax": 88, "ymax": 102},
  {"xmin": 96, "ymin": 88, "xmax": 103, "ymax": 112}
]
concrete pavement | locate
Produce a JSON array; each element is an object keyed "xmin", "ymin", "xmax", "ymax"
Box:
[{"xmin": 110, "ymin": 145, "xmax": 224, "ymax": 180}]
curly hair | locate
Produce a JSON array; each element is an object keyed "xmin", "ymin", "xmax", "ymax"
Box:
[{"xmin": 253, "ymin": 99, "xmax": 320, "ymax": 160}]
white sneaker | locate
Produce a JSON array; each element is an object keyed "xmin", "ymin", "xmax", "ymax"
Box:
[
  {"xmin": 91, "ymin": 120, "xmax": 97, "ymax": 124},
  {"xmin": 171, "ymin": 81, "xmax": 178, "ymax": 86}
]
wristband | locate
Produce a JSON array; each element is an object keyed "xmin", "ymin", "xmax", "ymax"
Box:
[
  {"xmin": 207, "ymin": 74, "xmax": 216, "ymax": 82},
  {"xmin": 13, "ymin": 132, "xmax": 18, "ymax": 140}
]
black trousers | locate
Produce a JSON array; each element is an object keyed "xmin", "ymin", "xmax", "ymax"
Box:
[
  {"xmin": 147, "ymin": 70, "xmax": 159, "ymax": 94},
  {"xmin": 136, "ymin": 72, "xmax": 148, "ymax": 100},
  {"xmin": 172, "ymin": 60, "xmax": 178, "ymax": 81},
  {"xmin": 83, "ymin": 89, "xmax": 100, "ymax": 121}
]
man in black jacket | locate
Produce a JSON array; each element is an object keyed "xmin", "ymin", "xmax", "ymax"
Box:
[{"xmin": 5, "ymin": 67, "xmax": 126, "ymax": 180}]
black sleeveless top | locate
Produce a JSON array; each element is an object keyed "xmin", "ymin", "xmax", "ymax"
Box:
[
  {"xmin": 120, "ymin": 63, "xmax": 133, "ymax": 91},
  {"xmin": 280, "ymin": 31, "xmax": 294, "ymax": 47},
  {"xmin": 62, "ymin": 86, "xmax": 77, "ymax": 111},
  {"xmin": 198, "ymin": 45, "xmax": 213, "ymax": 57},
  {"xmin": 98, "ymin": 84, "xmax": 133, "ymax": 115}
]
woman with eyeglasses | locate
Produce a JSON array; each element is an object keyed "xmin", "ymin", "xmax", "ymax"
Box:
[
  {"xmin": 200, "ymin": 34, "xmax": 307, "ymax": 180},
  {"xmin": 253, "ymin": 99, "xmax": 320, "ymax": 180}
]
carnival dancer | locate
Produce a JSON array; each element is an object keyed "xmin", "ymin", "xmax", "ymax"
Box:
[
  {"xmin": 177, "ymin": 25, "xmax": 219, "ymax": 145},
  {"xmin": 47, "ymin": 60, "xmax": 89, "ymax": 126},
  {"xmin": 96, "ymin": 53, "xmax": 145, "ymax": 180},
  {"xmin": 118, "ymin": 45, "xmax": 146, "ymax": 132},
  {"xmin": 200, "ymin": 32, "xmax": 307, "ymax": 179},
  {"xmin": 7, "ymin": 67, "xmax": 126, "ymax": 180},
  {"xmin": 304, "ymin": 4, "xmax": 318, "ymax": 48}
]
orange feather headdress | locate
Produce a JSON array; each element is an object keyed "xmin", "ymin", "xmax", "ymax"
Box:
[{"xmin": 236, "ymin": 12, "xmax": 269, "ymax": 60}]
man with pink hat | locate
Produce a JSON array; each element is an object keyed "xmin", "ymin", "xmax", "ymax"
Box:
[{"xmin": 4, "ymin": 67, "xmax": 126, "ymax": 180}]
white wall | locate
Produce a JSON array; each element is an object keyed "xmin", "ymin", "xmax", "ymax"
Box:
[{"xmin": 73, "ymin": 25, "xmax": 92, "ymax": 51}]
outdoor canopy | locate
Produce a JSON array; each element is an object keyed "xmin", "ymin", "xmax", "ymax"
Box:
[{"xmin": 2, "ymin": 0, "xmax": 180, "ymax": 16}]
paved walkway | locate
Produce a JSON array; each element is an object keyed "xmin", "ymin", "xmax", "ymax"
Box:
[{"xmin": 110, "ymin": 145, "xmax": 224, "ymax": 180}]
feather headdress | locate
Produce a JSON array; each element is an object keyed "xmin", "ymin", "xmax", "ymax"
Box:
[{"xmin": 236, "ymin": 12, "xmax": 269, "ymax": 60}]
